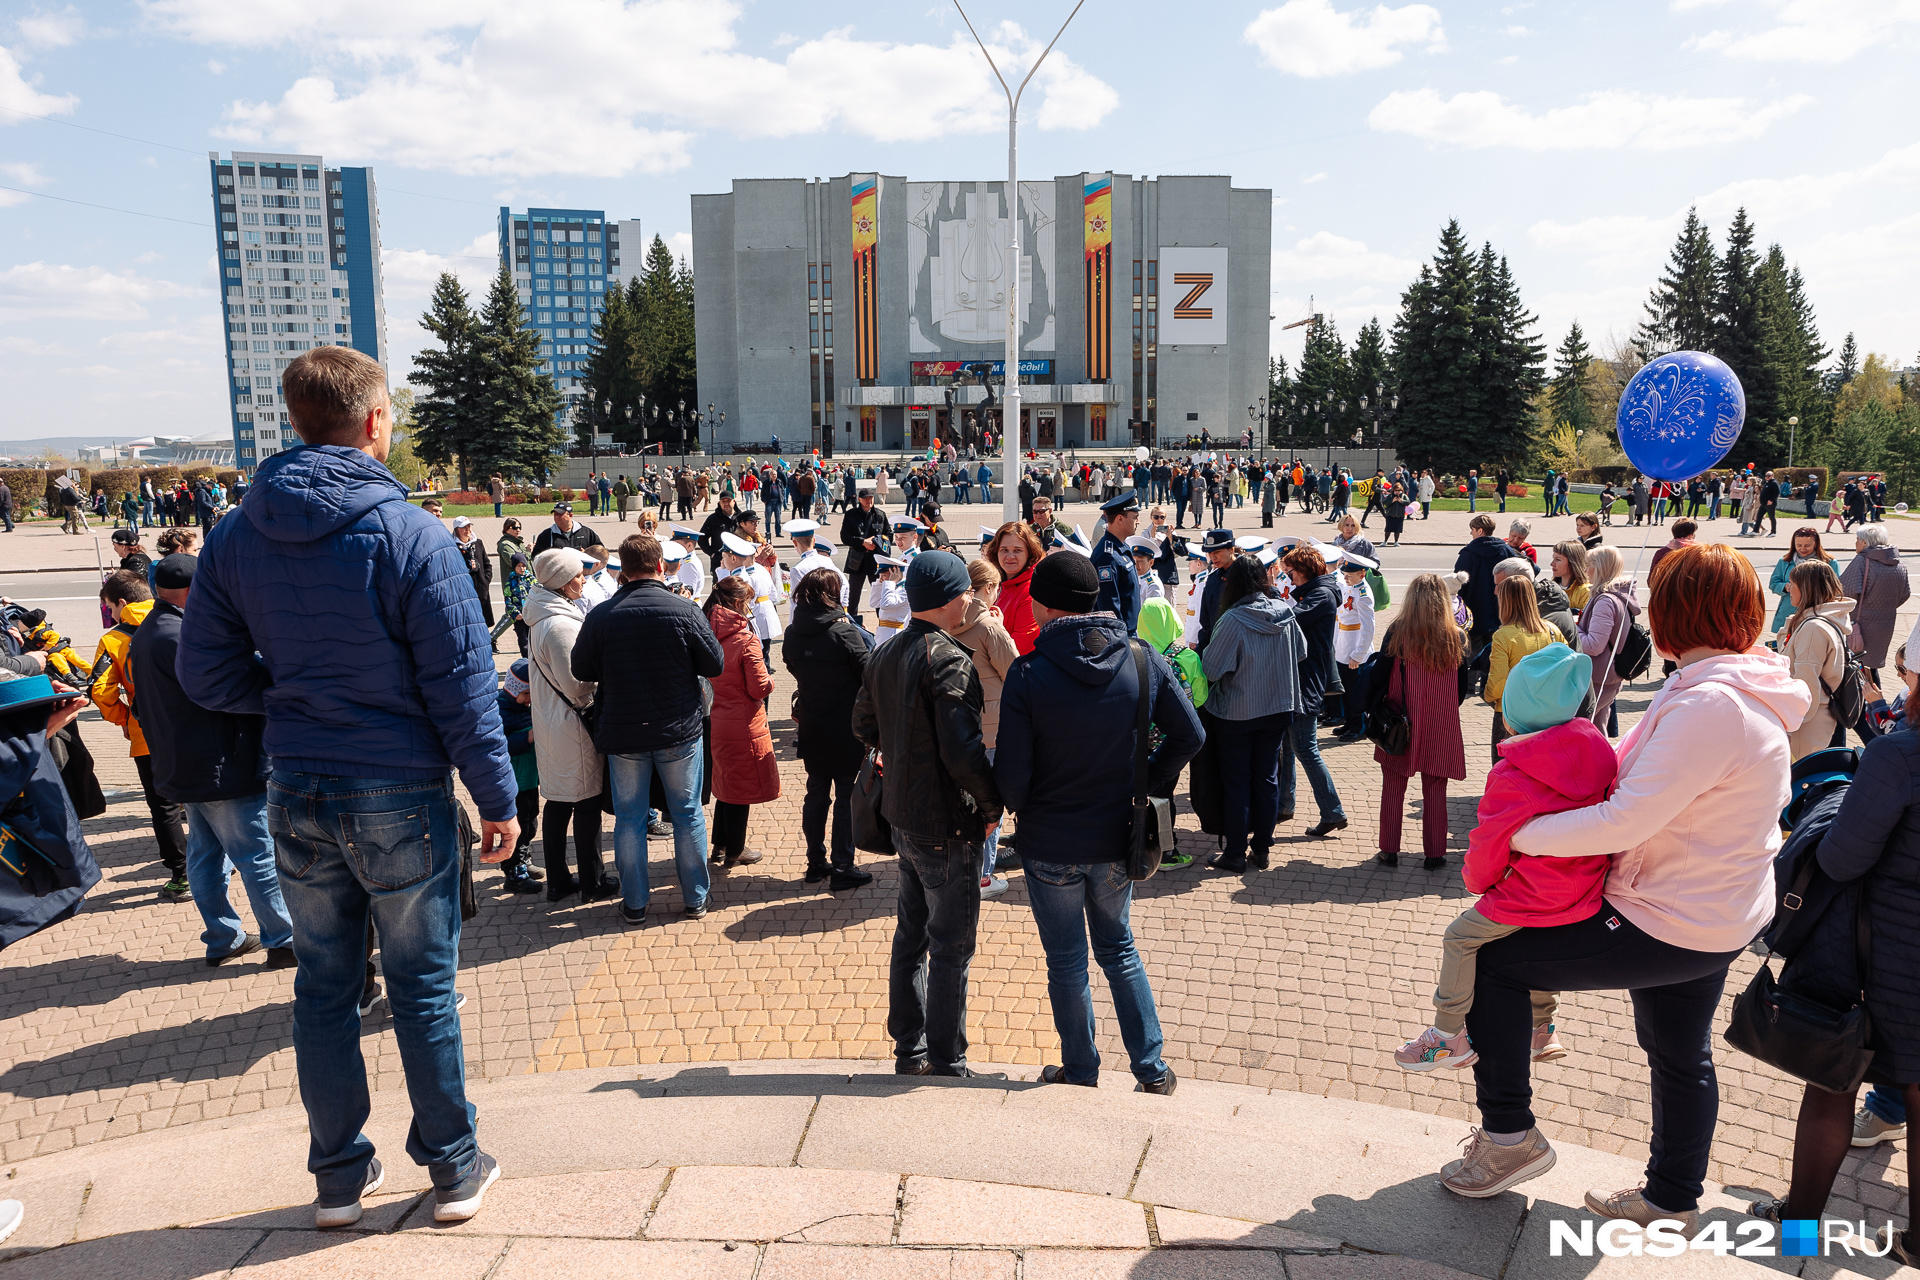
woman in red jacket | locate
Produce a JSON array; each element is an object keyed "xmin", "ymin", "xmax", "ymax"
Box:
[
  {"xmin": 705, "ymin": 577, "xmax": 778, "ymax": 867},
  {"xmin": 1374, "ymin": 573, "xmax": 1468, "ymax": 870},
  {"xmin": 985, "ymin": 521, "xmax": 1045, "ymax": 654}
]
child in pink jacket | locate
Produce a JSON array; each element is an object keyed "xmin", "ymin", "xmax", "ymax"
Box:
[{"xmin": 1395, "ymin": 646, "xmax": 1617, "ymax": 1071}]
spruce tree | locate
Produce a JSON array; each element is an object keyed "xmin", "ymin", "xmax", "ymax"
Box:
[
  {"xmin": 1756, "ymin": 248, "xmax": 1829, "ymax": 466},
  {"xmin": 1714, "ymin": 208, "xmax": 1779, "ymax": 466},
  {"xmin": 1635, "ymin": 208, "xmax": 1719, "ymax": 357},
  {"xmin": 633, "ymin": 236, "xmax": 698, "ymax": 448},
  {"xmin": 1549, "ymin": 321, "xmax": 1595, "ymax": 434},
  {"xmin": 1388, "ymin": 220, "xmax": 1481, "ymax": 472},
  {"xmin": 581, "ymin": 288, "xmax": 647, "ymax": 449},
  {"xmin": 1829, "ymin": 332, "xmax": 1859, "ymax": 391},
  {"xmin": 475, "ymin": 267, "xmax": 565, "ymax": 483},
  {"xmin": 408, "ymin": 273, "xmax": 485, "ymax": 481},
  {"xmin": 1266, "ymin": 355, "xmax": 1291, "ymax": 447},
  {"xmin": 1293, "ymin": 315, "xmax": 1352, "ymax": 453},
  {"xmin": 1473, "ymin": 245, "xmax": 1546, "ymax": 470}
]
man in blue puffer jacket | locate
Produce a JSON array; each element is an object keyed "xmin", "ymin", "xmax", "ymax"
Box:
[{"xmin": 179, "ymin": 346, "xmax": 515, "ymax": 1230}]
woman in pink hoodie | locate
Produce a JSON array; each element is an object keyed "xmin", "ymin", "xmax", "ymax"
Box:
[{"xmin": 1435, "ymin": 545, "xmax": 1811, "ymax": 1231}]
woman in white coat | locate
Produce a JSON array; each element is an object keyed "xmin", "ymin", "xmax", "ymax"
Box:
[{"xmin": 525, "ymin": 549, "xmax": 610, "ymax": 904}]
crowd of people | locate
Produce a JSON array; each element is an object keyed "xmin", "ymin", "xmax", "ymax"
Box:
[{"xmin": 2, "ymin": 345, "xmax": 1920, "ymax": 1250}]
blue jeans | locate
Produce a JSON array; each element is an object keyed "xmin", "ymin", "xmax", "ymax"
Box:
[
  {"xmin": 890, "ymin": 830, "xmax": 982, "ymax": 1072},
  {"xmin": 765, "ymin": 503, "xmax": 782, "ymax": 537},
  {"xmin": 186, "ymin": 793, "xmax": 293, "ymax": 957},
  {"xmin": 609, "ymin": 739, "xmax": 711, "ymax": 913},
  {"xmin": 1025, "ymin": 859, "xmax": 1168, "ymax": 1085},
  {"xmin": 266, "ymin": 772, "xmax": 479, "ymax": 1198},
  {"xmin": 981, "ymin": 748, "xmax": 1000, "ymax": 877},
  {"xmin": 1216, "ymin": 710, "xmax": 1290, "ymax": 860},
  {"xmin": 1468, "ymin": 491, "xmax": 1477, "ymax": 511},
  {"xmin": 1865, "ymin": 1085, "xmax": 1908, "ymax": 1125},
  {"xmin": 493, "ymin": 502, "xmax": 502, "ymax": 517},
  {"xmin": 1280, "ymin": 710, "xmax": 1345, "ymax": 823}
]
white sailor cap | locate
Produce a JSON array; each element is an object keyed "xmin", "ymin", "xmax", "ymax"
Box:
[
  {"xmin": 720, "ymin": 532, "xmax": 756, "ymax": 557},
  {"xmin": 1124, "ymin": 535, "xmax": 1160, "ymax": 556},
  {"xmin": 1234, "ymin": 535, "xmax": 1269, "ymax": 553},
  {"xmin": 1257, "ymin": 548, "xmax": 1279, "ymax": 567},
  {"xmin": 786, "ymin": 519, "xmax": 818, "ymax": 537},
  {"xmin": 980, "ymin": 525, "xmax": 998, "ymax": 544},
  {"xmin": 814, "ymin": 539, "xmax": 836, "ymax": 556},
  {"xmin": 875, "ymin": 553, "xmax": 908, "ymax": 569},
  {"xmin": 1339, "ymin": 547, "xmax": 1378, "ymax": 570},
  {"xmin": 669, "ymin": 524, "xmax": 700, "ymax": 540},
  {"xmin": 1185, "ymin": 544, "xmax": 1207, "ymax": 561},
  {"xmin": 661, "ymin": 543, "xmax": 688, "ymax": 563},
  {"xmin": 891, "ymin": 516, "xmax": 924, "ymax": 532}
]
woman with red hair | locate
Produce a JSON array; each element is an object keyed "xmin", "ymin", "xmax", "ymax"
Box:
[
  {"xmin": 986, "ymin": 522, "xmax": 1045, "ymax": 655},
  {"xmin": 1434, "ymin": 544, "xmax": 1810, "ymax": 1229}
]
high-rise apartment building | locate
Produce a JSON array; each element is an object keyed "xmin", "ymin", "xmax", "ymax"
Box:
[
  {"xmin": 208, "ymin": 151, "xmax": 386, "ymax": 467},
  {"xmin": 499, "ymin": 207, "xmax": 623, "ymax": 425}
]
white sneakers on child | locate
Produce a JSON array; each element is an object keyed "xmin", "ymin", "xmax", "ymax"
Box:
[{"xmin": 1395, "ymin": 1024, "xmax": 1568, "ymax": 1072}]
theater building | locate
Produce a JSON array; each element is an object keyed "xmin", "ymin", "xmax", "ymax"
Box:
[{"xmin": 691, "ymin": 174, "xmax": 1270, "ymax": 453}]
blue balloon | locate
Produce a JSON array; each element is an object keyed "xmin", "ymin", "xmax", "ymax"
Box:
[{"xmin": 1615, "ymin": 351, "xmax": 1746, "ymax": 481}]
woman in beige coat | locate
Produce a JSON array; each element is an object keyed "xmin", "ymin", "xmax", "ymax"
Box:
[
  {"xmin": 525, "ymin": 549, "xmax": 610, "ymax": 902},
  {"xmin": 954, "ymin": 557, "xmax": 1021, "ymax": 896},
  {"xmin": 1779, "ymin": 559, "xmax": 1856, "ymax": 760}
]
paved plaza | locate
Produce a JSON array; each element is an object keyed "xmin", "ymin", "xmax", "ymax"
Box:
[{"xmin": 1, "ymin": 496, "xmax": 1917, "ymax": 1277}]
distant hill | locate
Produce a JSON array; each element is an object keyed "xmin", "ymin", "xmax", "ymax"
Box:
[{"xmin": 0, "ymin": 436, "xmax": 123, "ymax": 460}]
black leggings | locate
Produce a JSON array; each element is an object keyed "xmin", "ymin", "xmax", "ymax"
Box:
[
  {"xmin": 1465, "ymin": 903, "xmax": 1738, "ymax": 1211},
  {"xmin": 542, "ymin": 798, "xmax": 602, "ymax": 886},
  {"xmin": 712, "ymin": 801, "xmax": 752, "ymax": 859}
]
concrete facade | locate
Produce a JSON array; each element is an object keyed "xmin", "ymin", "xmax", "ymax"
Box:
[{"xmin": 692, "ymin": 174, "xmax": 1270, "ymax": 454}]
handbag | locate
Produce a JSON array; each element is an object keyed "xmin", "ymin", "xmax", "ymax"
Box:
[
  {"xmin": 1362, "ymin": 652, "xmax": 1411, "ymax": 756},
  {"xmin": 1724, "ymin": 896, "xmax": 1875, "ymax": 1094},
  {"xmin": 1846, "ymin": 561, "xmax": 1870, "ymax": 654},
  {"xmin": 1126, "ymin": 640, "xmax": 1173, "ymax": 881},
  {"xmin": 1365, "ymin": 567, "xmax": 1391, "ymax": 609},
  {"xmin": 850, "ymin": 748, "xmax": 893, "ymax": 854},
  {"xmin": 530, "ymin": 646, "xmax": 602, "ymax": 739}
]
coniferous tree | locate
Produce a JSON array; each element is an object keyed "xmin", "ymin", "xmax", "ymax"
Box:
[
  {"xmin": 1713, "ymin": 209, "xmax": 1779, "ymax": 466},
  {"xmin": 409, "ymin": 273, "xmax": 485, "ymax": 480},
  {"xmin": 1756, "ymin": 248, "xmax": 1829, "ymax": 466},
  {"xmin": 633, "ymin": 236, "xmax": 698, "ymax": 447},
  {"xmin": 1635, "ymin": 208, "xmax": 1719, "ymax": 357},
  {"xmin": 1474, "ymin": 246, "xmax": 1546, "ymax": 469},
  {"xmin": 1828, "ymin": 332, "xmax": 1859, "ymax": 392},
  {"xmin": 1294, "ymin": 315, "xmax": 1352, "ymax": 452},
  {"xmin": 581, "ymin": 288, "xmax": 647, "ymax": 449},
  {"xmin": 1266, "ymin": 355, "xmax": 1291, "ymax": 447},
  {"xmin": 1348, "ymin": 318, "xmax": 1392, "ymax": 455},
  {"xmin": 1549, "ymin": 321, "xmax": 1595, "ymax": 435},
  {"xmin": 475, "ymin": 267, "xmax": 565, "ymax": 484},
  {"xmin": 1388, "ymin": 220, "xmax": 1481, "ymax": 472}
]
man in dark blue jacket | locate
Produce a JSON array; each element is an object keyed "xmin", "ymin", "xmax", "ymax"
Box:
[
  {"xmin": 571, "ymin": 532, "xmax": 725, "ymax": 925},
  {"xmin": 128, "ymin": 553, "xmax": 293, "ymax": 969},
  {"xmin": 1277, "ymin": 544, "xmax": 1348, "ymax": 837},
  {"xmin": 178, "ymin": 345, "xmax": 514, "ymax": 1230},
  {"xmin": 1454, "ymin": 513, "xmax": 1511, "ymax": 657},
  {"xmin": 994, "ymin": 549, "xmax": 1201, "ymax": 1094}
]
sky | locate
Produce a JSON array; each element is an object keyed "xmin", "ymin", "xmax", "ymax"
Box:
[{"xmin": 0, "ymin": 0, "xmax": 1915, "ymax": 441}]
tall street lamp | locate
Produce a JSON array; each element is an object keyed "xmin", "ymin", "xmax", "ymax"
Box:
[
  {"xmin": 1357, "ymin": 382, "xmax": 1398, "ymax": 475},
  {"xmin": 1787, "ymin": 415, "xmax": 1800, "ymax": 468},
  {"xmin": 953, "ymin": 0, "xmax": 1090, "ymax": 527}
]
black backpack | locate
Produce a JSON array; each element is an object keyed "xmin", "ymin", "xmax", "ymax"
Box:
[
  {"xmin": 1613, "ymin": 619, "xmax": 1653, "ymax": 681},
  {"xmin": 1807, "ymin": 617, "xmax": 1867, "ymax": 728},
  {"xmin": 1759, "ymin": 747, "xmax": 1860, "ymax": 959}
]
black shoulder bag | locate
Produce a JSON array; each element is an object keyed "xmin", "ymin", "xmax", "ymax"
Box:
[
  {"xmin": 1725, "ymin": 895, "xmax": 1875, "ymax": 1095},
  {"xmin": 1363, "ymin": 651, "xmax": 1411, "ymax": 756},
  {"xmin": 852, "ymin": 661, "xmax": 913, "ymax": 856},
  {"xmin": 1127, "ymin": 640, "xmax": 1173, "ymax": 881}
]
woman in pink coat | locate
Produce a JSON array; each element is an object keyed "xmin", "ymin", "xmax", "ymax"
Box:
[
  {"xmin": 1374, "ymin": 574, "xmax": 1467, "ymax": 870},
  {"xmin": 1434, "ymin": 545, "xmax": 1811, "ymax": 1230},
  {"xmin": 705, "ymin": 577, "xmax": 779, "ymax": 867}
]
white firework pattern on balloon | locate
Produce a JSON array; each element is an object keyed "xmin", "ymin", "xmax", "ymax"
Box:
[{"xmin": 1620, "ymin": 360, "xmax": 1712, "ymax": 445}]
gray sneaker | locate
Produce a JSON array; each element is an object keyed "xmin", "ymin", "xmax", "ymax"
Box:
[
  {"xmin": 433, "ymin": 1152, "xmax": 501, "ymax": 1223},
  {"xmin": 1853, "ymin": 1106, "xmax": 1907, "ymax": 1148},
  {"xmin": 1585, "ymin": 1185, "xmax": 1698, "ymax": 1234},
  {"xmin": 1439, "ymin": 1127, "xmax": 1555, "ymax": 1198}
]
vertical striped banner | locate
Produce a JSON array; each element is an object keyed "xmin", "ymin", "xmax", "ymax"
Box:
[
  {"xmin": 850, "ymin": 175, "xmax": 879, "ymax": 382},
  {"xmin": 1083, "ymin": 173, "xmax": 1113, "ymax": 383}
]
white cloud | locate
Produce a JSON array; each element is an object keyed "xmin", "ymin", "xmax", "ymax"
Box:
[
  {"xmin": 1368, "ymin": 87, "xmax": 1812, "ymax": 150},
  {"xmin": 1503, "ymin": 24, "xmax": 1529, "ymax": 34},
  {"xmin": 16, "ymin": 8, "xmax": 84, "ymax": 48},
  {"xmin": 205, "ymin": 58, "xmax": 225, "ymax": 73},
  {"xmin": 0, "ymin": 263, "xmax": 199, "ymax": 322},
  {"xmin": 1685, "ymin": 29, "xmax": 1733, "ymax": 49},
  {"xmin": 382, "ymin": 233, "xmax": 499, "ymax": 307},
  {"xmin": 1719, "ymin": 0, "xmax": 1920, "ymax": 63},
  {"xmin": 1670, "ymin": 0, "xmax": 1732, "ymax": 9},
  {"xmin": 1302, "ymin": 171, "xmax": 1328, "ymax": 184},
  {"xmin": 146, "ymin": 1, "xmax": 1117, "ymax": 177},
  {"xmin": 0, "ymin": 43, "xmax": 76, "ymax": 117},
  {"xmin": 0, "ymin": 161, "xmax": 49, "ymax": 185},
  {"xmin": 665, "ymin": 231, "xmax": 693, "ymax": 265},
  {"xmin": 1243, "ymin": 0, "xmax": 1445, "ymax": 77},
  {"xmin": 1271, "ymin": 231, "xmax": 1418, "ymax": 284}
]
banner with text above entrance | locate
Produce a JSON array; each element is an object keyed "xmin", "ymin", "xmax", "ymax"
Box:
[
  {"xmin": 851, "ymin": 174, "xmax": 879, "ymax": 381},
  {"xmin": 1157, "ymin": 246, "xmax": 1228, "ymax": 345},
  {"xmin": 911, "ymin": 360, "xmax": 1052, "ymax": 378}
]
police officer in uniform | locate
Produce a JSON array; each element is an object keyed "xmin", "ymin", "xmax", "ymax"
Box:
[
  {"xmin": 1194, "ymin": 528, "xmax": 1237, "ymax": 652},
  {"xmin": 1091, "ymin": 491, "xmax": 1143, "ymax": 634}
]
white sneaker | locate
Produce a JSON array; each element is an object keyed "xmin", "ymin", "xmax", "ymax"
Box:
[
  {"xmin": 979, "ymin": 875, "xmax": 1008, "ymax": 899},
  {"xmin": 0, "ymin": 1199, "xmax": 22, "ymax": 1245},
  {"xmin": 315, "ymin": 1158, "xmax": 384, "ymax": 1229}
]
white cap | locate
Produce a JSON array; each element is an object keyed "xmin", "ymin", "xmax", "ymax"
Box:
[
  {"xmin": 1339, "ymin": 547, "xmax": 1379, "ymax": 570},
  {"xmin": 786, "ymin": 519, "xmax": 818, "ymax": 537},
  {"xmin": 661, "ymin": 543, "xmax": 687, "ymax": 563},
  {"xmin": 1234, "ymin": 535, "xmax": 1268, "ymax": 552},
  {"xmin": 720, "ymin": 532, "xmax": 756, "ymax": 557},
  {"xmin": 1124, "ymin": 535, "xmax": 1160, "ymax": 555},
  {"xmin": 451, "ymin": 516, "xmax": 472, "ymax": 529},
  {"xmin": 892, "ymin": 516, "xmax": 923, "ymax": 531},
  {"xmin": 875, "ymin": 553, "xmax": 907, "ymax": 568},
  {"xmin": 1257, "ymin": 548, "xmax": 1279, "ymax": 567},
  {"xmin": 814, "ymin": 539, "xmax": 836, "ymax": 556},
  {"xmin": 670, "ymin": 524, "xmax": 701, "ymax": 540},
  {"xmin": 1185, "ymin": 545, "xmax": 1206, "ymax": 560},
  {"xmin": 980, "ymin": 525, "xmax": 999, "ymax": 543}
]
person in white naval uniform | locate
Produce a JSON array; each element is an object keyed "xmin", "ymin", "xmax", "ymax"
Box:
[
  {"xmin": 661, "ymin": 542, "xmax": 704, "ymax": 598},
  {"xmin": 784, "ymin": 519, "xmax": 847, "ymax": 621},
  {"xmin": 717, "ymin": 531, "xmax": 784, "ymax": 675},
  {"xmin": 867, "ymin": 554, "xmax": 911, "ymax": 644},
  {"xmin": 1182, "ymin": 546, "xmax": 1208, "ymax": 648}
]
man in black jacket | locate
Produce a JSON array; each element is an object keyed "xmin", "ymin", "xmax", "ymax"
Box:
[
  {"xmin": 782, "ymin": 570, "xmax": 876, "ymax": 891},
  {"xmin": 852, "ymin": 551, "xmax": 1003, "ymax": 1079},
  {"xmin": 127, "ymin": 553, "xmax": 294, "ymax": 967},
  {"xmin": 1454, "ymin": 514, "xmax": 1510, "ymax": 656},
  {"xmin": 532, "ymin": 503, "xmax": 604, "ymax": 559},
  {"xmin": 572, "ymin": 533, "xmax": 725, "ymax": 926},
  {"xmin": 698, "ymin": 493, "xmax": 741, "ymax": 579},
  {"xmin": 1194, "ymin": 529, "xmax": 1236, "ymax": 653},
  {"xmin": 839, "ymin": 488, "xmax": 890, "ymax": 622},
  {"xmin": 452, "ymin": 519, "xmax": 495, "ymax": 629}
]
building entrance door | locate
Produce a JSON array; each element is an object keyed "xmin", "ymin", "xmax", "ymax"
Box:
[
  {"xmin": 910, "ymin": 415, "xmax": 930, "ymax": 449},
  {"xmin": 934, "ymin": 409, "xmax": 949, "ymax": 447},
  {"xmin": 1038, "ymin": 412, "xmax": 1057, "ymax": 449},
  {"xmin": 1019, "ymin": 408, "xmax": 1031, "ymax": 449}
]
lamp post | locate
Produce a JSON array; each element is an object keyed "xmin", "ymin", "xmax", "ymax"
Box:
[
  {"xmin": 1357, "ymin": 382, "xmax": 1398, "ymax": 474},
  {"xmin": 1788, "ymin": 415, "xmax": 1800, "ymax": 468},
  {"xmin": 953, "ymin": 0, "xmax": 1090, "ymax": 528}
]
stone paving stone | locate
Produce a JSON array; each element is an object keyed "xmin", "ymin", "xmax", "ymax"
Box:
[
  {"xmin": 402, "ymin": 1170, "xmax": 664, "ymax": 1238},
  {"xmin": 800, "ymin": 1090, "xmax": 1151, "ymax": 1197},
  {"xmin": 192, "ymin": 1191, "xmax": 426, "ymax": 1235},
  {"xmin": 1153, "ymin": 1207, "xmax": 1339, "ymax": 1251},
  {"xmin": 896, "ymin": 1175, "xmax": 1149, "ymax": 1247},
  {"xmin": 230, "ymin": 1230, "xmax": 507, "ymax": 1279},
  {"xmin": 3, "ymin": 511, "xmax": 1918, "ymax": 1228},
  {"xmin": 757, "ymin": 1243, "xmax": 1017, "ymax": 1280},
  {"xmin": 1022, "ymin": 1251, "xmax": 1284, "ymax": 1280},
  {"xmin": 488, "ymin": 1238, "xmax": 758, "ymax": 1280},
  {"xmin": 0, "ymin": 1228, "xmax": 261, "ymax": 1280},
  {"xmin": 1286, "ymin": 1256, "xmax": 1488, "ymax": 1280},
  {"xmin": 646, "ymin": 1165, "xmax": 898, "ymax": 1244}
]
